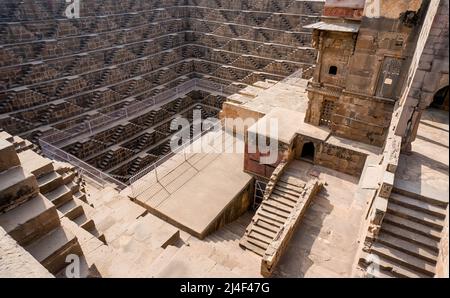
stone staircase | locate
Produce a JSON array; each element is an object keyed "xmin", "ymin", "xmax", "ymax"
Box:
[
  {"xmin": 0, "ymin": 131, "xmax": 34, "ymax": 153},
  {"xmin": 19, "ymin": 146, "xmax": 101, "ymax": 237},
  {"xmin": 149, "ymin": 212, "xmax": 261, "ymax": 278},
  {"xmin": 240, "ymin": 160, "xmax": 323, "ymax": 276},
  {"xmin": 359, "ymin": 187, "xmax": 449, "ymax": 278},
  {"xmin": 0, "ymin": 137, "xmax": 85, "ymax": 276},
  {"xmin": 240, "ymin": 170, "xmax": 316, "ymax": 256}
]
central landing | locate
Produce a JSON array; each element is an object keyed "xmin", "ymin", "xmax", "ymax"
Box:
[{"xmin": 130, "ymin": 131, "xmax": 253, "ymax": 239}]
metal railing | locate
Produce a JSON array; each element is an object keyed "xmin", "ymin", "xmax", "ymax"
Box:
[
  {"xmin": 37, "ymin": 79, "xmax": 239, "ymax": 193},
  {"xmin": 129, "ymin": 119, "xmax": 225, "ymax": 198},
  {"xmin": 41, "ymin": 78, "xmax": 239, "ymax": 146},
  {"xmin": 39, "ymin": 138, "xmax": 128, "ymax": 190}
]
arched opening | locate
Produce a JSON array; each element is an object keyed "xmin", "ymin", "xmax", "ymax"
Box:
[
  {"xmin": 300, "ymin": 142, "xmax": 315, "ymax": 162},
  {"xmin": 329, "ymin": 66, "xmax": 337, "ymax": 75},
  {"xmin": 430, "ymin": 86, "xmax": 449, "ymax": 110}
]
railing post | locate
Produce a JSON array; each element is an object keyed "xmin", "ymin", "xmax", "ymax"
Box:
[
  {"xmin": 88, "ymin": 121, "xmax": 93, "ymax": 135},
  {"xmin": 154, "ymin": 163, "xmax": 158, "ymax": 182}
]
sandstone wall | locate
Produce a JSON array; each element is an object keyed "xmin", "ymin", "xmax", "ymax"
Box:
[
  {"xmin": 307, "ymin": 0, "xmax": 440, "ymax": 147},
  {"xmin": 395, "ymin": 0, "xmax": 449, "ymax": 148},
  {"xmin": 315, "ymin": 142, "xmax": 368, "ymax": 176}
]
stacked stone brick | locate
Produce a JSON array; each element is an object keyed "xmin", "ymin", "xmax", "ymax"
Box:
[
  {"xmin": 0, "ymin": 131, "xmax": 102, "ymax": 276},
  {"xmin": 0, "ymin": 0, "xmax": 324, "ymax": 182}
]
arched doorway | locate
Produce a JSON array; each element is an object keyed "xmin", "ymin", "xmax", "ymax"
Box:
[
  {"xmin": 430, "ymin": 86, "xmax": 449, "ymax": 111},
  {"xmin": 300, "ymin": 142, "xmax": 315, "ymax": 162}
]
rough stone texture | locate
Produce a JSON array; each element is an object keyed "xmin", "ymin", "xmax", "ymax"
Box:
[
  {"xmin": 375, "ymin": 0, "xmax": 423, "ymax": 19},
  {"xmin": 273, "ymin": 162, "xmax": 364, "ymax": 277},
  {"xmin": 77, "ymin": 181, "xmax": 261, "ymax": 278},
  {"xmin": 0, "ymin": 164, "xmax": 39, "ymax": 213},
  {"xmin": 353, "ymin": 92, "xmax": 449, "ymax": 278},
  {"xmin": 305, "ymin": 0, "xmax": 439, "ymax": 147},
  {"xmin": 241, "ymin": 100, "xmax": 380, "ymax": 178},
  {"xmin": 0, "ymin": 139, "xmax": 20, "ymax": 172},
  {"xmin": 0, "ymin": 226, "xmax": 53, "ymax": 278},
  {"xmin": 395, "ymin": 108, "xmax": 449, "ymax": 201}
]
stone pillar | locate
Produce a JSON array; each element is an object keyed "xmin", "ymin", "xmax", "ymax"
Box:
[{"xmin": 401, "ymin": 108, "xmax": 423, "ymax": 153}]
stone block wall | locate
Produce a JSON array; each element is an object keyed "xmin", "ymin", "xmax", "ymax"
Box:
[
  {"xmin": 294, "ymin": 134, "xmax": 368, "ymax": 177},
  {"xmin": 0, "ymin": 0, "xmax": 323, "ymax": 146},
  {"xmin": 305, "ymin": 0, "xmax": 442, "ymax": 147},
  {"xmin": 0, "ymin": 0, "xmax": 325, "ymax": 183},
  {"xmin": 315, "ymin": 142, "xmax": 368, "ymax": 177}
]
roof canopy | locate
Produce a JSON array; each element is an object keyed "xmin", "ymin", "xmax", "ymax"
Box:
[{"xmin": 303, "ymin": 21, "xmax": 360, "ymax": 33}]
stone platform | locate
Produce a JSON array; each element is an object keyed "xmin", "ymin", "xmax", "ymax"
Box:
[
  {"xmin": 131, "ymin": 131, "xmax": 253, "ymax": 239},
  {"xmin": 395, "ymin": 108, "xmax": 449, "ymax": 204}
]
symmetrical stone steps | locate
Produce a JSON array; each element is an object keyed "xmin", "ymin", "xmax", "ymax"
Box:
[
  {"xmin": 381, "ymin": 221, "xmax": 440, "ymax": 251},
  {"xmin": 0, "ymin": 193, "xmax": 59, "ymax": 246},
  {"xmin": 0, "ymin": 134, "xmax": 89, "ymax": 276},
  {"xmin": 387, "ymin": 201, "xmax": 444, "ymax": 230},
  {"xmin": 393, "ymin": 185, "xmax": 448, "ymax": 209},
  {"xmin": 58, "ymin": 199, "xmax": 85, "ymax": 220},
  {"xmin": 360, "ymin": 187, "xmax": 448, "ymax": 278},
  {"xmin": 0, "ymin": 165, "xmax": 39, "ymax": 212},
  {"xmin": 383, "ymin": 213, "xmax": 442, "ymax": 241},
  {"xmin": 0, "ymin": 0, "xmax": 321, "ymax": 146},
  {"xmin": 390, "ymin": 192, "xmax": 447, "ymax": 219},
  {"xmin": 5, "ymin": 137, "xmax": 99, "ymax": 241},
  {"xmin": 147, "ymin": 211, "xmax": 259, "ymax": 277},
  {"xmin": 359, "ymin": 251, "xmax": 428, "ymax": 278}
]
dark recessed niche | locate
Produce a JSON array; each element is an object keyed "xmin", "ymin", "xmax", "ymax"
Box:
[{"xmin": 329, "ymin": 65, "xmax": 338, "ymax": 75}]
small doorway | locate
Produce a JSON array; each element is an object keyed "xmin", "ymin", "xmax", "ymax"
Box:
[
  {"xmin": 430, "ymin": 86, "xmax": 449, "ymax": 111},
  {"xmin": 300, "ymin": 142, "xmax": 315, "ymax": 162}
]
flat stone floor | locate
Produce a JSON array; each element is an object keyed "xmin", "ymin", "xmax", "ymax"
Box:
[
  {"xmin": 80, "ymin": 178, "xmax": 262, "ymax": 277},
  {"xmin": 395, "ymin": 108, "xmax": 449, "ymax": 203},
  {"xmin": 236, "ymin": 78, "xmax": 310, "ymax": 115},
  {"xmin": 156, "ymin": 152, "xmax": 252, "ymax": 237},
  {"xmin": 272, "ymin": 162, "xmax": 364, "ymax": 277},
  {"xmin": 131, "ymin": 130, "xmax": 253, "ymax": 238}
]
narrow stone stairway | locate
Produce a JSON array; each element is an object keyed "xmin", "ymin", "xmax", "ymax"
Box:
[
  {"xmin": 240, "ymin": 162, "xmax": 319, "ymax": 257},
  {"xmin": 359, "ymin": 187, "xmax": 448, "ymax": 278}
]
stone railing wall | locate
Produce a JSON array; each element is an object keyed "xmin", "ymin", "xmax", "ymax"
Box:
[
  {"xmin": 261, "ymin": 179, "xmax": 323, "ymax": 277},
  {"xmin": 261, "ymin": 160, "xmax": 289, "ymax": 202}
]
